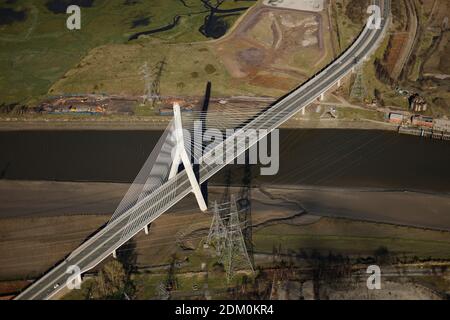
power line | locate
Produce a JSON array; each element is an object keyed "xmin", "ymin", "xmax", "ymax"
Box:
[
  {"xmin": 350, "ymin": 64, "xmax": 367, "ymax": 102},
  {"xmin": 140, "ymin": 57, "xmax": 166, "ymax": 107}
]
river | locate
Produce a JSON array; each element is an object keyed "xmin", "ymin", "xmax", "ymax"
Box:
[{"xmin": 1, "ymin": 129, "xmax": 450, "ymax": 193}]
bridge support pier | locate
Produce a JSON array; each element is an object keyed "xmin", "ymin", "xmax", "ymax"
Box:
[
  {"xmin": 144, "ymin": 224, "xmax": 149, "ymax": 235},
  {"xmin": 112, "ymin": 250, "xmax": 117, "ymax": 259},
  {"xmin": 320, "ymin": 93, "xmax": 325, "ymax": 101},
  {"xmin": 72, "ymin": 273, "xmax": 82, "ymax": 288},
  {"xmin": 337, "ymin": 79, "xmax": 341, "ymax": 88},
  {"xmin": 170, "ymin": 103, "xmax": 208, "ymax": 212}
]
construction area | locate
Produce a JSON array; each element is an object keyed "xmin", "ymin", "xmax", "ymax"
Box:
[
  {"xmin": 264, "ymin": 0, "xmax": 325, "ymax": 12},
  {"xmin": 214, "ymin": 0, "xmax": 333, "ymax": 94}
]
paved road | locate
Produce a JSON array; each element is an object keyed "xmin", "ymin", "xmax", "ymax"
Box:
[{"xmin": 16, "ymin": 0, "xmax": 390, "ymax": 300}]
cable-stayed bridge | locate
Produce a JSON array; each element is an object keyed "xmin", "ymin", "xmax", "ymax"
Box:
[{"xmin": 16, "ymin": 0, "xmax": 390, "ymax": 300}]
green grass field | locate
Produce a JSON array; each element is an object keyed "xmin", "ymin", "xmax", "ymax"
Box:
[
  {"xmin": 254, "ymin": 218, "xmax": 450, "ymax": 260},
  {"xmin": 48, "ymin": 41, "xmax": 248, "ymax": 99},
  {"xmin": 336, "ymin": 107, "xmax": 385, "ymax": 122},
  {"xmin": 0, "ymin": 0, "xmax": 256, "ymax": 105}
]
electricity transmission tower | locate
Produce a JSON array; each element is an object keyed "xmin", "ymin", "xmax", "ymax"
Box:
[
  {"xmin": 140, "ymin": 62, "xmax": 151, "ymax": 105},
  {"xmin": 350, "ymin": 64, "xmax": 367, "ymax": 102},
  {"xmin": 206, "ymin": 202, "xmax": 227, "ymax": 256},
  {"xmin": 207, "ymin": 196, "xmax": 254, "ymax": 282},
  {"xmin": 207, "ymin": 169, "xmax": 233, "ymax": 260},
  {"xmin": 140, "ymin": 57, "xmax": 166, "ymax": 107},
  {"xmin": 156, "ymin": 282, "xmax": 170, "ymax": 300},
  {"xmin": 222, "ymin": 196, "xmax": 254, "ymax": 282}
]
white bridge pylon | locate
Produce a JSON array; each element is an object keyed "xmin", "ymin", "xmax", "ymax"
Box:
[{"xmin": 169, "ymin": 103, "xmax": 208, "ymax": 212}]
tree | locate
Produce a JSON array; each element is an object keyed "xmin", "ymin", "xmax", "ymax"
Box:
[
  {"xmin": 374, "ymin": 246, "xmax": 391, "ymax": 265},
  {"xmin": 345, "ymin": 0, "xmax": 370, "ymax": 24},
  {"xmin": 92, "ymin": 260, "xmax": 127, "ymax": 299}
]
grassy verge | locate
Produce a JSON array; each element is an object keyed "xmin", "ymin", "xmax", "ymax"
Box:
[
  {"xmin": 332, "ymin": 0, "xmax": 364, "ymax": 53},
  {"xmin": 337, "ymin": 107, "xmax": 385, "ymax": 122}
]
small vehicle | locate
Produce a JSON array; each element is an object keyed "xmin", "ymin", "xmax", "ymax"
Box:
[{"xmin": 53, "ymin": 283, "xmax": 60, "ymax": 289}]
